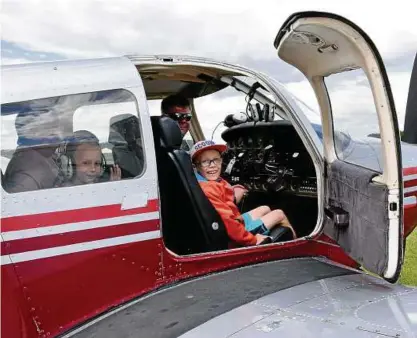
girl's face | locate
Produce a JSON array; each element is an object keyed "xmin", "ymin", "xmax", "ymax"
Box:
[
  {"xmin": 196, "ymin": 149, "xmax": 222, "ymax": 181},
  {"xmin": 73, "ymin": 143, "xmax": 102, "ymax": 184}
]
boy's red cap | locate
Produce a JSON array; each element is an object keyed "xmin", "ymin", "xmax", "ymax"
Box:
[{"xmin": 190, "ymin": 140, "xmax": 227, "ymax": 161}]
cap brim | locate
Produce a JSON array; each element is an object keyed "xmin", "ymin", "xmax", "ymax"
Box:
[{"xmin": 192, "ymin": 144, "xmax": 227, "ymax": 160}]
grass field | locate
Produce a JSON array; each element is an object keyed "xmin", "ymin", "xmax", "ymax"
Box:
[{"xmin": 400, "ymin": 230, "xmax": 417, "ymax": 286}]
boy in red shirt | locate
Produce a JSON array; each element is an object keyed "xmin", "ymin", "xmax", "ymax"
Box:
[{"xmin": 191, "ymin": 140, "xmax": 296, "ymax": 247}]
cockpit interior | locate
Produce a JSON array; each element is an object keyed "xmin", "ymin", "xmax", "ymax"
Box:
[
  {"xmin": 220, "ymin": 120, "xmax": 318, "ymax": 237},
  {"xmin": 137, "ymin": 61, "xmax": 320, "ymax": 255}
]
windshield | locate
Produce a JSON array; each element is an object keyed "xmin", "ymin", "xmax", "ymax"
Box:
[
  {"xmin": 268, "ymin": 77, "xmax": 321, "ymax": 124},
  {"xmin": 269, "ymin": 76, "xmax": 386, "ymax": 172},
  {"xmin": 267, "ymin": 77, "xmax": 353, "ymax": 154}
]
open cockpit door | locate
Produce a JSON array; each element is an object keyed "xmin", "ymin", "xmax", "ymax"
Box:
[{"xmin": 274, "ymin": 12, "xmax": 404, "ymax": 281}]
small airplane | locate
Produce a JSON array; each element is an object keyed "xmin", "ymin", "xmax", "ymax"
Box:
[{"xmin": 1, "ymin": 11, "xmax": 417, "ymax": 338}]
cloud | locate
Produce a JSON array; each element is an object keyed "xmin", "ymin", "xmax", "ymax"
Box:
[
  {"xmin": 2, "ymin": 1, "xmax": 415, "ymax": 95},
  {"xmin": 194, "ymin": 88, "xmax": 251, "ymax": 142},
  {"xmin": 284, "ymin": 69, "xmax": 412, "ymax": 138},
  {"xmin": 1, "ymin": 0, "xmax": 416, "ymax": 66},
  {"xmin": 1, "ymin": 0, "xmax": 415, "ymax": 149},
  {"xmin": 1, "ymin": 57, "xmax": 33, "ymax": 65},
  {"xmin": 389, "ymin": 71, "xmax": 412, "ymax": 128}
]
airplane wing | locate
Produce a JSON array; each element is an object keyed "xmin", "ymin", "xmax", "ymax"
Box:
[
  {"xmin": 179, "ymin": 272, "xmax": 417, "ymax": 338},
  {"xmin": 68, "ymin": 257, "xmax": 417, "ymax": 338}
]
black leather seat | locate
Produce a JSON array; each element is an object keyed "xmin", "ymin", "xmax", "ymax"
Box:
[
  {"xmin": 108, "ymin": 114, "xmax": 144, "ymax": 178},
  {"xmin": 151, "ymin": 116, "xmax": 229, "ymax": 255}
]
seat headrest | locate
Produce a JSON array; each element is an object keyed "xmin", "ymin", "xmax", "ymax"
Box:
[
  {"xmin": 67, "ymin": 130, "xmax": 100, "ymax": 145},
  {"xmin": 154, "ymin": 116, "xmax": 183, "ymax": 149},
  {"xmin": 109, "ymin": 114, "xmax": 140, "ymax": 145}
]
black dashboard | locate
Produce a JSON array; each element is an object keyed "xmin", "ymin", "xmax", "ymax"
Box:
[{"xmin": 221, "ymin": 120, "xmax": 318, "ymax": 197}]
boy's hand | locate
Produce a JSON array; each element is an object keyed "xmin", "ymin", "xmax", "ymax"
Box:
[
  {"xmin": 255, "ymin": 234, "xmax": 268, "ymax": 245},
  {"xmin": 232, "ymin": 184, "xmax": 246, "ymax": 190},
  {"xmin": 232, "ymin": 185, "xmax": 248, "ymax": 204}
]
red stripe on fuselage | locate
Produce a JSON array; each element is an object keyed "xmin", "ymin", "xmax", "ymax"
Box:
[
  {"xmin": 404, "ymin": 167, "xmax": 417, "ymax": 192},
  {"xmin": 1, "ymin": 219, "xmax": 159, "ymax": 255},
  {"xmin": 404, "ymin": 167, "xmax": 417, "ymax": 176},
  {"xmin": 1, "ymin": 199, "xmax": 159, "ymax": 232},
  {"xmin": 404, "ymin": 168, "xmax": 417, "ymax": 237},
  {"xmin": 405, "ymin": 179, "xmax": 417, "ymax": 190}
]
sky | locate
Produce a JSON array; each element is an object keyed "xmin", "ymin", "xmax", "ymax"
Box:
[{"xmin": 1, "ymin": 0, "xmax": 416, "ymax": 144}]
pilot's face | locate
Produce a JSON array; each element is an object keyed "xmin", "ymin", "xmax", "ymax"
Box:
[
  {"xmin": 196, "ymin": 149, "xmax": 222, "ymax": 181},
  {"xmin": 167, "ymin": 106, "xmax": 192, "ymax": 136},
  {"xmin": 73, "ymin": 143, "xmax": 102, "ymax": 184}
]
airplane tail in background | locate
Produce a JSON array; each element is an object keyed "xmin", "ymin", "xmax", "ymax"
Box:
[{"xmin": 403, "ymin": 53, "xmax": 417, "ymax": 144}]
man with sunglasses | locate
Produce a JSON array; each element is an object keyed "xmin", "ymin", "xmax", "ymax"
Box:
[{"xmin": 161, "ymin": 94, "xmax": 193, "ymax": 137}]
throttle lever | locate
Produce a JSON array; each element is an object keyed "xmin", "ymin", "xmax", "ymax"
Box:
[
  {"xmin": 262, "ymin": 144, "xmax": 274, "ymax": 165},
  {"xmin": 224, "ymin": 157, "xmax": 236, "ymax": 175}
]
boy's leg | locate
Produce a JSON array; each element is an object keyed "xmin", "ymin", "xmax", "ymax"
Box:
[
  {"xmin": 241, "ymin": 209, "xmax": 270, "ymax": 234},
  {"xmin": 241, "ymin": 206, "xmax": 271, "ymax": 234},
  {"xmin": 241, "ymin": 212, "xmax": 263, "ymax": 232},
  {"xmin": 247, "ymin": 206, "xmax": 271, "ymax": 220},
  {"xmin": 261, "ymin": 209, "xmax": 285, "ymax": 229},
  {"xmin": 261, "ymin": 210, "xmax": 297, "ymax": 238}
]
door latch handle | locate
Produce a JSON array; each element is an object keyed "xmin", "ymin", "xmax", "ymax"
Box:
[{"xmin": 325, "ymin": 205, "xmax": 349, "ymax": 228}]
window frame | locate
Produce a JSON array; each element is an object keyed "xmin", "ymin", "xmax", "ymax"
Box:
[{"xmin": 1, "ymin": 88, "xmax": 148, "ymax": 196}]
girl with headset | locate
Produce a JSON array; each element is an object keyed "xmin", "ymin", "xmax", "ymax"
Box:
[{"xmin": 58, "ymin": 130, "xmax": 121, "ymax": 187}]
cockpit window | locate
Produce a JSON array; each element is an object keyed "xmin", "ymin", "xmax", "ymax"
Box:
[
  {"xmin": 325, "ymin": 69, "xmax": 384, "ymax": 172},
  {"xmin": 1, "ymin": 89, "xmax": 145, "ymax": 193},
  {"xmin": 194, "ymin": 84, "xmax": 266, "ymax": 142}
]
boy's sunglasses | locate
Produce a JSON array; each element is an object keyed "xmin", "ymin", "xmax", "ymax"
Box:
[{"xmin": 167, "ymin": 113, "xmax": 192, "ymax": 122}]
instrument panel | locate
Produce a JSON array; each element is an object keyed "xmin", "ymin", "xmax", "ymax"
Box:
[{"xmin": 221, "ymin": 121, "xmax": 318, "ymax": 197}]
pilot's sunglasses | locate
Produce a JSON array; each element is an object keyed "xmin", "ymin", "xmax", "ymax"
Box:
[
  {"xmin": 199, "ymin": 158, "xmax": 222, "ymax": 167},
  {"xmin": 168, "ymin": 113, "xmax": 192, "ymax": 122}
]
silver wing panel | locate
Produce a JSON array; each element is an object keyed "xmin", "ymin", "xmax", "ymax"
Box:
[
  {"xmin": 179, "ymin": 274, "xmax": 417, "ymax": 338},
  {"xmin": 68, "ymin": 257, "xmax": 355, "ymax": 338}
]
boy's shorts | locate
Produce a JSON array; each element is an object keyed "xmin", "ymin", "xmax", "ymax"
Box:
[{"xmin": 242, "ymin": 212, "xmax": 270, "ymax": 235}]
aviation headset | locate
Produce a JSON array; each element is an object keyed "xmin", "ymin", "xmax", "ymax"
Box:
[{"xmin": 55, "ymin": 130, "xmax": 106, "ymax": 180}]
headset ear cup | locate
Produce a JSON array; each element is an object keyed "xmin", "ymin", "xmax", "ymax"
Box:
[
  {"xmin": 55, "ymin": 142, "xmax": 73, "ymax": 181},
  {"xmin": 59, "ymin": 154, "xmax": 72, "ymax": 180},
  {"xmin": 67, "ymin": 154, "xmax": 74, "ymax": 180},
  {"xmin": 100, "ymin": 154, "xmax": 106, "ymax": 177}
]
